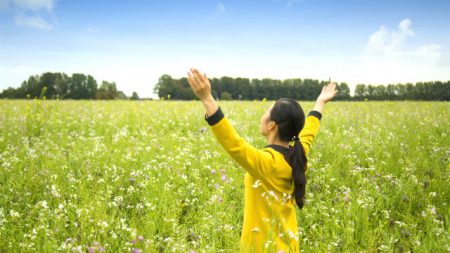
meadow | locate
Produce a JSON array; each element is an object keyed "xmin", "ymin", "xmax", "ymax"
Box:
[{"xmin": 0, "ymin": 99, "xmax": 448, "ymax": 252}]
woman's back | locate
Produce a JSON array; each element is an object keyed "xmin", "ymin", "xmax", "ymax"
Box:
[{"xmin": 205, "ymin": 107, "xmax": 322, "ymax": 252}]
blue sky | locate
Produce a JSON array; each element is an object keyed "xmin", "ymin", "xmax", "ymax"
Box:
[{"xmin": 1, "ymin": 0, "xmax": 449, "ymax": 98}]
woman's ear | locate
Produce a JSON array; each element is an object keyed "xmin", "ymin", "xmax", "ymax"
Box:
[{"xmin": 268, "ymin": 121, "xmax": 276, "ymax": 131}]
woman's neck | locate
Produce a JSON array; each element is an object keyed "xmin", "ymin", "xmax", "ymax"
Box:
[{"xmin": 266, "ymin": 134, "xmax": 289, "ymax": 148}]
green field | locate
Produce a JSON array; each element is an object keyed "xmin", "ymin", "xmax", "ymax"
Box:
[{"xmin": 0, "ymin": 100, "xmax": 448, "ymax": 252}]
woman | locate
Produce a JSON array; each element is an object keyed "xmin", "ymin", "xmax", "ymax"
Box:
[{"xmin": 187, "ymin": 68, "xmax": 337, "ymax": 252}]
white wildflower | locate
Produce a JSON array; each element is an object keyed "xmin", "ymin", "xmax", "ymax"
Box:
[
  {"xmin": 251, "ymin": 227, "xmax": 260, "ymax": 233},
  {"xmin": 252, "ymin": 179, "xmax": 261, "ymax": 188},
  {"xmin": 10, "ymin": 209, "xmax": 20, "ymax": 218}
]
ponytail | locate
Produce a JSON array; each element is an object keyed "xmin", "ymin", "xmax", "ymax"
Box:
[
  {"xmin": 287, "ymin": 137, "xmax": 307, "ymax": 209},
  {"xmin": 269, "ymin": 98, "xmax": 307, "ymax": 209}
]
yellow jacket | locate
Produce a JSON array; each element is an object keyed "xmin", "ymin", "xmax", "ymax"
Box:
[{"xmin": 205, "ymin": 107, "xmax": 322, "ymax": 253}]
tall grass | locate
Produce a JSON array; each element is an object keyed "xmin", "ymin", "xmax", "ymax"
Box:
[{"xmin": 0, "ymin": 100, "xmax": 448, "ymax": 252}]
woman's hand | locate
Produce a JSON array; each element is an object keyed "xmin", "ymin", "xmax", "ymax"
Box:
[
  {"xmin": 317, "ymin": 82, "xmax": 337, "ymax": 103},
  {"xmin": 187, "ymin": 68, "xmax": 218, "ymax": 117},
  {"xmin": 312, "ymin": 81, "xmax": 338, "ymax": 113},
  {"xmin": 187, "ymin": 68, "xmax": 214, "ymax": 102}
]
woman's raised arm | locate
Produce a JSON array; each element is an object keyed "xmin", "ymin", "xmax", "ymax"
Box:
[
  {"xmin": 187, "ymin": 68, "xmax": 218, "ymax": 117},
  {"xmin": 299, "ymin": 81, "xmax": 337, "ymax": 155},
  {"xmin": 187, "ymin": 68, "xmax": 276, "ymax": 180}
]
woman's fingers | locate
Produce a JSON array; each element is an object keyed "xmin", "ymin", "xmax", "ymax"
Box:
[
  {"xmin": 326, "ymin": 82, "xmax": 336, "ymax": 92},
  {"xmin": 188, "ymin": 71, "xmax": 200, "ymax": 90},
  {"xmin": 191, "ymin": 68, "xmax": 205, "ymax": 87},
  {"xmin": 199, "ymin": 72, "xmax": 208, "ymax": 84},
  {"xmin": 321, "ymin": 82, "xmax": 337, "ymax": 98},
  {"xmin": 191, "ymin": 68, "xmax": 201, "ymax": 80},
  {"xmin": 190, "ymin": 68, "xmax": 211, "ymax": 89},
  {"xmin": 187, "ymin": 71, "xmax": 196, "ymax": 86},
  {"xmin": 330, "ymin": 83, "xmax": 337, "ymax": 96},
  {"xmin": 323, "ymin": 83, "xmax": 331, "ymax": 92},
  {"xmin": 188, "ymin": 68, "xmax": 213, "ymax": 101}
]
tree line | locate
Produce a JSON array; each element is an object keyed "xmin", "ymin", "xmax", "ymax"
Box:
[
  {"xmin": 353, "ymin": 82, "xmax": 449, "ymax": 101},
  {"xmin": 0, "ymin": 72, "xmax": 140, "ymax": 100},
  {"xmin": 1, "ymin": 72, "xmax": 449, "ymax": 101},
  {"xmin": 154, "ymin": 74, "xmax": 351, "ymax": 100},
  {"xmin": 154, "ymin": 74, "xmax": 450, "ymax": 101}
]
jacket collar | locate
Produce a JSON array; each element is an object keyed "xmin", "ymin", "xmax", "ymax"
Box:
[{"xmin": 265, "ymin": 144, "xmax": 290, "ymax": 156}]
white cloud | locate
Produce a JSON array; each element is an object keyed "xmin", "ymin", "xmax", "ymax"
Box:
[
  {"xmin": 15, "ymin": 0, "xmax": 54, "ymax": 10},
  {"xmin": 0, "ymin": 0, "xmax": 55, "ymax": 11},
  {"xmin": 366, "ymin": 18, "xmax": 415, "ymax": 53},
  {"xmin": 1, "ymin": 0, "xmax": 56, "ymax": 29},
  {"xmin": 14, "ymin": 15, "xmax": 52, "ymax": 29},
  {"xmin": 342, "ymin": 18, "xmax": 448, "ymax": 88},
  {"xmin": 364, "ymin": 18, "xmax": 441, "ymax": 63},
  {"xmin": 410, "ymin": 43, "xmax": 441, "ymax": 58}
]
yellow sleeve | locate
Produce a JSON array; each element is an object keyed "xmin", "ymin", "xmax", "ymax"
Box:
[
  {"xmin": 207, "ymin": 108, "xmax": 275, "ymax": 180},
  {"xmin": 299, "ymin": 112, "xmax": 322, "ymax": 156}
]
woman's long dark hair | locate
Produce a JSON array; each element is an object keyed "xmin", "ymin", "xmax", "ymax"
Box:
[{"xmin": 269, "ymin": 98, "xmax": 307, "ymax": 209}]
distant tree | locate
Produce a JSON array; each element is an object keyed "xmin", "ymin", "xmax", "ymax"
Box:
[
  {"xmin": 354, "ymin": 84, "xmax": 367, "ymax": 100},
  {"xmin": 116, "ymin": 91, "xmax": 128, "ymax": 99},
  {"xmin": 67, "ymin": 74, "xmax": 97, "ymax": 99},
  {"xmin": 153, "ymin": 74, "xmax": 175, "ymax": 99},
  {"xmin": 250, "ymin": 78, "xmax": 263, "ymax": 99},
  {"xmin": 366, "ymin": 85, "xmax": 376, "ymax": 99},
  {"xmin": 220, "ymin": 77, "xmax": 234, "ymax": 99},
  {"xmin": 220, "ymin": 91, "xmax": 233, "ymax": 100},
  {"xmin": 430, "ymin": 81, "xmax": 449, "ymax": 101},
  {"xmin": 395, "ymin": 84, "xmax": 407, "ymax": 100},
  {"xmin": 130, "ymin": 91, "xmax": 139, "ymax": 100},
  {"xmin": 261, "ymin": 78, "xmax": 275, "ymax": 100},
  {"xmin": 234, "ymin": 77, "xmax": 250, "ymax": 99},
  {"xmin": 302, "ymin": 79, "xmax": 321, "ymax": 100},
  {"xmin": 0, "ymin": 72, "xmax": 129, "ymax": 100},
  {"xmin": 445, "ymin": 81, "xmax": 450, "ymax": 100},
  {"xmin": 386, "ymin": 84, "xmax": 397, "ymax": 100},
  {"xmin": 404, "ymin": 83, "xmax": 415, "ymax": 100},
  {"xmin": 373, "ymin": 85, "xmax": 387, "ymax": 100},
  {"xmin": 291, "ymin": 79, "xmax": 303, "ymax": 99},
  {"xmin": 22, "ymin": 75, "xmax": 40, "ymax": 98},
  {"xmin": 210, "ymin": 78, "xmax": 220, "ymax": 99},
  {"xmin": 335, "ymin": 82, "xmax": 351, "ymax": 100},
  {"xmin": 0, "ymin": 87, "xmax": 24, "ymax": 98},
  {"xmin": 177, "ymin": 77, "xmax": 196, "ymax": 99},
  {"xmin": 96, "ymin": 81, "xmax": 118, "ymax": 99},
  {"xmin": 442, "ymin": 81, "xmax": 450, "ymax": 101}
]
